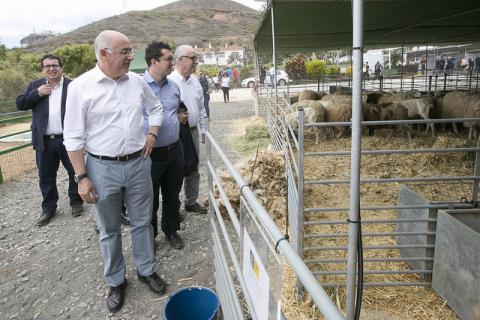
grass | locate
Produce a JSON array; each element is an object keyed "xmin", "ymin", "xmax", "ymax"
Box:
[{"xmin": 230, "ymin": 123, "xmax": 271, "ymax": 154}]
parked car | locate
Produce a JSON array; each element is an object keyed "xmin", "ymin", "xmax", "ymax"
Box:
[{"xmin": 241, "ymin": 70, "xmax": 290, "ymax": 88}]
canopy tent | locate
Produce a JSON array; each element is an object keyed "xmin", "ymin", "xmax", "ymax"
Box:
[{"xmin": 254, "ymin": 0, "xmax": 480, "ymax": 55}]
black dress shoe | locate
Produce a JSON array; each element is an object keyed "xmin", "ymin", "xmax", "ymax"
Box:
[
  {"xmin": 71, "ymin": 205, "xmax": 83, "ymax": 217},
  {"xmin": 137, "ymin": 272, "xmax": 166, "ymax": 295},
  {"xmin": 106, "ymin": 280, "xmax": 127, "ymax": 313},
  {"xmin": 185, "ymin": 202, "xmax": 207, "ymax": 214},
  {"xmin": 37, "ymin": 211, "xmax": 55, "ymax": 226},
  {"xmin": 166, "ymin": 232, "xmax": 185, "ymax": 250}
]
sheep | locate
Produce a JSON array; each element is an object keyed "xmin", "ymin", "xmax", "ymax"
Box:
[
  {"xmin": 298, "ymin": 89, "xmax": 319, "ymax": 101},
  {"xmin": 366, "ymin": 92, "xmax": 434, "ymax": 137},
  {"xmin": 442, "ymin": 91, "xmax": 480, "ymax": 139},
  {"xmin": 286, "ymin": 104, "xmax": 326, "ymax": 144},
  {"xmin": 323, "ymin": 103, "xmax": 352, "ymax": 137},
  {"xmin": 399, "ymin": 99, "xmax": 435, "ymax": 138},
  {"xmin": 362, "ymin": 102, "xmax": 412, "ymax": 140}
]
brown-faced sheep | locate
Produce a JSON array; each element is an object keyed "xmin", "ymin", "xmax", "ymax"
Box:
[
  {"xmin": 442, "ymin": 91, "xmax": 480, "ymax": 139},
  {"xmin": 362, "ymin": 102, "xmax": 412, "ymax": 140},
  {"xmin": 324, "ymin": 103, "xmax": 352, "ymax": 137}
]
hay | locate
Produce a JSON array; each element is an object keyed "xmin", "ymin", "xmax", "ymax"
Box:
[{"xmin": 229, "ymin": 117, "xmax": 272, "ymax": 154}]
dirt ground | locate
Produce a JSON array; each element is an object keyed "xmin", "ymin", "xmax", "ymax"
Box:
[{"xmin": 0, "ymin": 97, "xmax": 255, "ymax": 320}]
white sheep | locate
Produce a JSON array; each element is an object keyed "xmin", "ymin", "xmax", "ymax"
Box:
[
  {"xmin": 398, "ymin": 99, "xmax": 435, "ymax": 138},
  {"xmin": 298, "ymin": 89, "xmax": 319, "ymax": 101},
  {"xmin": 286, "ymin": 106, "xmax": 325, "ymax": 144},
  {"xmin": 442, "ymin": 91, "xmax": 480, "ymax": 139}
]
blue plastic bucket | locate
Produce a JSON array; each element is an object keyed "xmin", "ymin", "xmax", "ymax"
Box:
[{"xmin": 163, "ymin": 286, "xmax": 220, "ymax": 320}]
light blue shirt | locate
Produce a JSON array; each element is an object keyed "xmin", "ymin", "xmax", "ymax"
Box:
[{"xmin": 143, "ymin": 70, "xmax": 181, "ymax": 147}]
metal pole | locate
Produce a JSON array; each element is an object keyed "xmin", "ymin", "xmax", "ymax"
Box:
[
  {"xmin": 400, "ymin": 32, "xmax": 404, "ymax": 91},
  {"xmin": 425, "ymin": 43, "xmax": 428, "ymax": 91},
  {"xmin": 296, "ymin": 107, "xmax": 305, "ymax": 296},
  {"xmin": 271, "ymin": 4, "xmax": 278, "ymax": 93},
  {"xmin": 346, "ymin": 0, "xmax": 363, "ymax": 318},
  {"xmin": 472, "ymin": 136, "xmax": 480, "ymax": 202},
  {"xmin": 205, "ymin": 118, "xmax": 214, "ymax": 216}
]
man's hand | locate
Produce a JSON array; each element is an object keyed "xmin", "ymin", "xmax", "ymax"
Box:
[
  {"xmin": 142, "ymin": 133, "xmax": 156, "ymax": 158},
  {"xmin": 38, "ymin": 84, "xmax": 52, "ymax": 97},
  {"xmin": 78, "ymin": 178, "xmax": 98, "ymax": 204},
  {"xmin": 178, "ymin": 111, "xmax": 189, "ymax": 124}
]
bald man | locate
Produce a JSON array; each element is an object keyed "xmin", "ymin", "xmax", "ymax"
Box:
[{"xmin": 63, "ymin": 30, "xmax": 166, "ymax": 313}]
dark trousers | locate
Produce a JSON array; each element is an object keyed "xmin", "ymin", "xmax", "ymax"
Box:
[
  {"xmin": 203, "ymin": 93, "xmax": 210, "ymax": 117},
  {"xmin": 150, "ymin": 140, "xmax": 185, "ymax": 238},
  {"xmin": 35, "ymin": 135, "xmax": 82, "ymax": 214},
  {"xmin": 221, "ymin": 87, "xmax": 229, "ymax": 102}
]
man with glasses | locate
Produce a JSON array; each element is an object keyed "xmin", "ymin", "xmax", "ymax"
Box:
[
  {"xmin": 143, "ymin": 41, "xmax": 187, "ymax": 250},
  {"xmin": 63, "ymin": 30, "xmax": 165, "ymax": 313},
  {"xmin": 16, "ymin": 54, "xmax": 83, "ymax": 226},
  {"xmin": 168, "ymin": 45, "xmax": 208, "ymax": 216}
]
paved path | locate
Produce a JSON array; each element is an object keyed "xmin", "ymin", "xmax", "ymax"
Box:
[{"xmin": 0, "ymin": 98, "xmax": 255, "ymax": 319}]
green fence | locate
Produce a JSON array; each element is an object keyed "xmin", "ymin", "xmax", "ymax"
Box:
[{"xmin": 0, "ymin": 112, "xmax": 34, "ymax": 184}]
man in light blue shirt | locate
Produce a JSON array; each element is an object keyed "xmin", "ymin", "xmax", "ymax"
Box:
[{"xmin": 143, "ymin": 41, "xmax": 188, "ymax": 250}]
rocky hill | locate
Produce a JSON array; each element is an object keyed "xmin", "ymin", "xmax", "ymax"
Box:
[{"xmin": 26, "ymin": 0, "xmax": 261, "ymax": 52}]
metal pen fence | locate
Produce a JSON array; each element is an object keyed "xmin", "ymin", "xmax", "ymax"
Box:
[
  {"xmin": 255, "ymin": 85, "xmax": 480, "ymax": 290},
  {"xmin": 280, "ymin": 69, "xmax": 480, "ymax": 98},
  {"xmin": 205, "ymin": 120, "xmax": 345, "ymax": 319},
  {"xmin": 0, "ymin": 111, "xmax": 33, "ymax": 183}
]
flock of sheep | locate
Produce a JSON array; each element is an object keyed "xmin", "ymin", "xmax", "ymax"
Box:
[{"xmin": 286, "ymin": 89, "xmax": 480, "ymax": 143}]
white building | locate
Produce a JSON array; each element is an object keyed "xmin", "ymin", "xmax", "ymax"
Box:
[{"xmin": 195, "ymin": 43, "xmax": 244, "ymax": 66}]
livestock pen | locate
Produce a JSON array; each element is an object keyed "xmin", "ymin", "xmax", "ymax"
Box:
[{"xmin": 255, "ymin": 85, "xmax": 479, "ymax": 319}]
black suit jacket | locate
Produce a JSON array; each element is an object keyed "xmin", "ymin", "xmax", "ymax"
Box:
[{"xmin": 16, "ymin": 77, "xmax": 71, "ymax": 152}]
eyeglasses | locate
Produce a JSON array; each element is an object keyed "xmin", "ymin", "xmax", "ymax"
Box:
[
  {"xmin": 157, "ymin": 56, "xmax": 174, "ymax": 62},
  {"xmin": 181, "ymin": 56, "xmax": 197, "ymax": 62},
  {"xmin": 105, "ymin": 48, "xmax": 135, "ymax": 56},
  {"xmin": 43, "ymin": 64, "xmax": 60, "ymax": 70}
]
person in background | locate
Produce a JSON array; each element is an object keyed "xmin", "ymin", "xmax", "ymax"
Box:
[
  {"xmin": 232, "ymin": 67, "xmax": 239, "ymax": 88},
  {"xmin": 220, "ymin": 72, "xmax": 230, "ymax": 103},
  {"xmin": 269, "ymin": 65, "xmax": 276, "ymax": 87},
  {"xmin": 260, "ymin": 65, "xmax": 266, "ymax": 84},
  {"xmin": 168, "ymin": 45, "xmax": 208, "ymax": 215},
  {"xmin": 198, "ymin": 71, "xmax": 212, "ymax": 117},
  {"xmin": 226, "ymin": 66, "xmax": 232, "ymax": 78},
  {"xmin": 364, "ymin": 62, "xmax": 370, "ymax": 80},
  {"xmin": 16, "ymin": 54, "xmax": 83, "ymax": 226},
  {"xmin": 143, "ymin": 40, "xmax": 186, "ymax": 250},
  {"xmin": 374, "ymin": 61, "xmax": 382, "ymax": 79},
  {"xmin": 64, "ymin": 30, "xmax": 165, "ymax": 313}
]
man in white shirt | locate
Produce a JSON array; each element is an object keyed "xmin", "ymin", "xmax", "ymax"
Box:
[
  {"xmin": 16, "ymin": 54, "xmax": 83, "ymax": 226},
  {"xmin": 63, "ymin": 30, "xmax": 165, "ymax": 313},
  {"xmin": 168, "ymin": 45, "xmax": 208, "ymax": 215}
]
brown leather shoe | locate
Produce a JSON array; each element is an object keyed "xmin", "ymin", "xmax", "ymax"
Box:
[
  {"xmin": 37, "ymin": 211, "xmax": 55, "ymax": 226},
  {"xmin": 137, "ymin": 272, "xmax": 166, "ymax": 295},
  {"xmin": 166, "ymin": 232, "xmax": 185, "ymax": 250},
  {"xmin": 71, "ymin": 205, "xmax": 83, "ymax": 217},
  {"xmin": 106, "ymin": 280, "xmax": 127, "ymax": 313}
]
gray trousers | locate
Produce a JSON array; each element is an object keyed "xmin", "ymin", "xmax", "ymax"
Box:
[
  {"xmin": 86, "ymin": 155, "xmax": 155, "ymax": 287},
  {"xmin": 183, "ymin": 126, "xmax": 200, "ymax": 206}
]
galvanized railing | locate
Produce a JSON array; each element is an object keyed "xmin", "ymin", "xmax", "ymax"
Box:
[
  {"xmin": 206, "ymin": 120, "xmax": 345, "ymax": 319},
  {"xmin": 256, "ymin": 87, "xmax": 480, "ymax": 289}
]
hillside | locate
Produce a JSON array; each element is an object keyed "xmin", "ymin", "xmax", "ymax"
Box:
[{"xmin": 26, "ymin": 0, "xmax": 261, "ymax": 52}]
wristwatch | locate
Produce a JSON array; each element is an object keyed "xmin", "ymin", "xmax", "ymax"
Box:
[{"xmin": 74, "ymin": 173, "xmax": 88, "ymax": 183}]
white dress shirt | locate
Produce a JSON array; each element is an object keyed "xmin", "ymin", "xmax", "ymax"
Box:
[
  {"xmin": 63, "ymin": 65, "xmax": 163, "ymax": 157},
  {"xmin": 168, "ymin": 69, "xmax": 206, "ymax": 132},
  {"xmin": 45, "ymin": 76, "xmax": 64, "ymax": 135}
]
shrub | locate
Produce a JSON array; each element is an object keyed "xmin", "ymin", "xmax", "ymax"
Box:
[
  {"xmin": 285, "ymin": 54, "xmax": 306, "ymax": 81},
  {"xmin": 53, "ymin": 44, "xmax": 97, "ymax": 78},
  {"xmin": 327, "ymin": 66, "xmax": 341, "ymax": 76},
  {"xmin": 305, "ymin": 59, "xmax": 327, "ymax": 78}
]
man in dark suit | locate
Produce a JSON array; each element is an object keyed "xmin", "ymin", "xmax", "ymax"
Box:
[{"xmin": 16, "ymin": 54, "xmax": 83, "ymax": 226}]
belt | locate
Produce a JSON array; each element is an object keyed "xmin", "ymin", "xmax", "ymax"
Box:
[
  {"xmin": 88, "ymin": 150, "xmax": 142, "ymax": 162},
  {"xmin": 45, "ymin": 134, "xmax": 63, "ymax": 139},
  {"xmin": 154, "ymin": 141, "xmax": 178, "ymax": 152}
]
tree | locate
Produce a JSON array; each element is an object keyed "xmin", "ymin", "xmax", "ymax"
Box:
[
  {"xmin": 285, "ymin": 54, "xmax": 306, "ymax": 82},
  {"xmin": 53, "ymin": 44, "xmax": 96, "ymax": 78}
]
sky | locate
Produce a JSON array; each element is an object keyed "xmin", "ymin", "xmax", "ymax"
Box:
[{"xmin": 1, "ymin": 0, "xmax": 266, "ymax": 48}]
